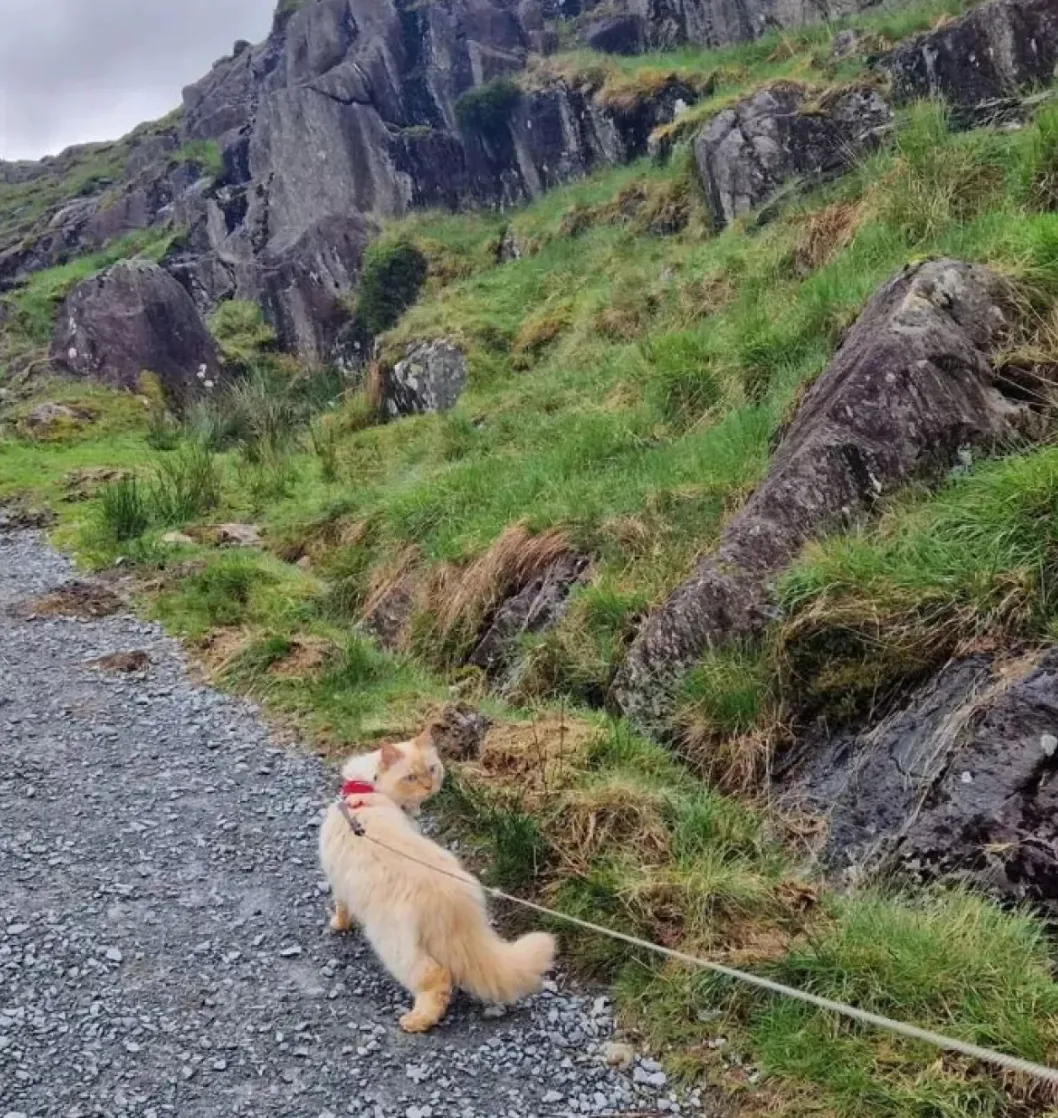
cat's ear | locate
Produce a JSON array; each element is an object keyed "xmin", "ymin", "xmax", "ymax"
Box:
[
  {"xmin": 380, "ymin": 741, "xmax": 403, "ymax": 770},
  {"xmin": 414, "ymin": 727, "xmax": 435, "ymax": 752}
]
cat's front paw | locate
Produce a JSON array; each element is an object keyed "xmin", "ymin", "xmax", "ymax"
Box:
[
  {"xmin": 328, "ymin": 905, "xmax": 353, "ymax": 933},
  {"xmin": 398, "ymin": 1009, "xmax": 436, "ymax": 1033}
]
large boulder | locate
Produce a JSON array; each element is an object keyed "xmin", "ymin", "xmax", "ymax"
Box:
[
  {"xmin": 694, "ymin": 82, "xmax": 891, "ymax": 231},
  {"xmin": 51, "ymin": 259, "xmax": 223, "ymax": 406},
  {"xmin": 881, "ymin": 0, "xmax": 1058, "ymax": 125},
  {"xmin": 611, "ymin": 259, "xmax": 1046, "ymax": 732},
  {"xmin": 779, "ymin": 649, "xmax": 1058, "ymax": 907},
  {"xmin": 381, "ymin": 340, "xmax": 468, "ymax": 418}
]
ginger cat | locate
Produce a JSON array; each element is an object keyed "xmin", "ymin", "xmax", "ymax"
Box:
[
  {"xmin": 340, "ymin": 730, "xmax": 444, "ymax": 817},
  {"xmin": 319, "ymin": 776, "xmax": 556, "ymax": 1033}
]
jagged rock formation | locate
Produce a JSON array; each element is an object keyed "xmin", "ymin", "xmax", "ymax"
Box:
[
  {"xmin": 611, "ymin": 259, "xmax": 1046, "ymax": 731},
  {"xmin": 694, "ymin": 82, "xmax": 891, "ymax": 230},
  {"xmin": 51, "ymin": 259, "xmax": 223, "ymax": 406},
  {"xmin": 780, "ymin": 649, "xmax": 1058, "ymax": 907},
  {"xmin": 0, "ymin": 0, "xmax": 887, "ymax": 367},
  {"xmin": 881, "ymin": 0, "xmax": 1058, "ymax": 125}
]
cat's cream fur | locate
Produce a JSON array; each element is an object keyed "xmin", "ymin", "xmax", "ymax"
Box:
[
  {"xmin": 319, "ymin": 759, "xmax": 556, "ymax": 1033},
  {"xmin": 340, "ymin": 730, "xmax": 444, "ymax": 817}
]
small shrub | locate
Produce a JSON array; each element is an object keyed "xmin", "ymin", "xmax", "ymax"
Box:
[
  {"xmin": 208, "ymin": 300, "xmax": 277, "ymax": 370},
  {"xmin": 98, "ymin": 476, "xmax": 150, "ymax": 542},
  {"xmin": 455, "ymin": 79, "xmax": 522, "ymax": 144},
  {"xmin": 1020, "ymin": 102, "xmax": 1058, "ymax": 212},
  {"xmin": 309, "ymin": 416, "xmax": 340, "ymax": 482},
  {"xmin": 173, "ymin": 139, "xmax": 224, "ymax": 180},
  {"xmin": 355, "ymin": 239, "xmax": 429, "ymax": 336},
  {"xmin": 147, "ymin": 443, "xmax": 222, "ymax": 525},
  {"xmin": 186, "ymin": 556, "xmax": 267, "ymax": 628}
]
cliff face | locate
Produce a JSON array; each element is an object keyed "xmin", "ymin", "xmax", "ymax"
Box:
[{"xmin": 0, "ymin": 0, "xmax": 875, "ymax": 365}]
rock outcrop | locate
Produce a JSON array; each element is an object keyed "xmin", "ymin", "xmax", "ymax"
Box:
[
  {"xmin": 2, "ymin": 0, "xmax": 889, "ymax": 364},
  {"xmin": 382, "ymin": 340, "xmax": 468, "ymax": 418},
  {"xmin": 51, "ymin": 259, "xmax": 223, "ymax": 406},
  {"xmin": 779, "ymin": 649, "xmax": 1058, "ymax": 907},
  {"xmin": 881, "ymin": 0, "xmax": 1058, "ymax": 125},
  {"xmin": 612, "ymin": 259, "xmax": 1046, "ymax": 732},
  {"xmin": 694, "ymin": 82, "xmax": 891, "ymax": 230}
]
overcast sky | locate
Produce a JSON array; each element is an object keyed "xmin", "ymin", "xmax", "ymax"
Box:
[{"xmin": 0, "ymin": 0, "xmax": 277, "ymax": 161}]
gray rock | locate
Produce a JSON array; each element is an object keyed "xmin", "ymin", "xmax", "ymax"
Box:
[
  {"xmin": 779, "ymin": 650, "xmax": 1058, "ymax": 906},
  {"xmin": 383, "ymin": 340, "xmax": 468, "ymax": 418},
  {"xmin": 881, "ymin": 0, "xmax": 1058, "ymax": 126},
  {"xmin": 613, "ymin": 260, "xmax": 1046, "ymax": 731},
  {"xmin": 580, "ymin": 15, "xmax": 645, "ymax": 56},
  {"xmin": 694, "ymin": 81, "xmax": 891, "ymax": 231},
  {"xmin": 50, "ymin": 259, "xmax": 223, "ymax": 407}
]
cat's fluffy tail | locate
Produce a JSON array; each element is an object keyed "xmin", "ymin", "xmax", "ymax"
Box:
[{"xmin": 445, "ymin": 924, "xmax": 556, "ymax": 1005}]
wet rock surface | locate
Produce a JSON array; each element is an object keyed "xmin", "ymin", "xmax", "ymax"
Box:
[
  {"xmin": 0, "ymin": 529, "xmax": 696, "ymax": 1117},
  {"xmin": 779, "ymin": 650, "xmax": 1058, "ymax": 907}
]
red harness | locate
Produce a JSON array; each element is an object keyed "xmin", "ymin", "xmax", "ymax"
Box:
[{"xmin": 339, "ymin": 779, "xmax": 376, "ymax": 809}]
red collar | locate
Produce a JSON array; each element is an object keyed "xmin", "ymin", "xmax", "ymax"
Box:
[{"xmin": 340, "ymin": 780, "xmax": 376, "ymax": 799}]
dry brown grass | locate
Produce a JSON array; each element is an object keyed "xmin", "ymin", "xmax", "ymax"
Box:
[
  {"xmin": 680, "ymin": 719, "xmax": 787, "ymax": 794},
  {"xmin": 462, "ymin": 712, "xmax": 597, "ymax": 799},
  {"xmin": 790, "ymin": 200, "xmax": 863, "ymax": 276},
  {"xmin": 197, "ymin": 626, "xmax": 254, "ymax": 675},
  {"xmin": 553, "ymin": 776, "xmax": 672, "ymax": 870},
  {"xmin": 513, "ymin": 302, "xmax": 573, "ymax": 365},
  {"xmin": 434, "ymin": 523, "xmax": 574, "ymax": 641},
  {"xmin": 268, "ymin": 635, "xmax": 335, "ymax": 679}
]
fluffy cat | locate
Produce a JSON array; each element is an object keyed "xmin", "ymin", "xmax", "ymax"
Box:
[
  {"xmin": 340, "ymin": 730, "xmax": 444, "ymax": 816},
  {"xmin": 319, "ymin": 780, "xmax": 555, "ymax": 1033}
]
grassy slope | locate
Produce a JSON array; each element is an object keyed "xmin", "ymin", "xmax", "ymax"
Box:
[{"xmin": 4, "ymin": 3, "xmax": 1058, "ymax": 1114}]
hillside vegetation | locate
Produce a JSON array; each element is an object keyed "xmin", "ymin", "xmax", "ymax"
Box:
[{"xmin": 4, "ymin": 2, "xmax": 1058, "ymax": 1114}]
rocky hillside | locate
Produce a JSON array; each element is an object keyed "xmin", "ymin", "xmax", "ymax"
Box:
[{"xmin": 5, "ymin": 0, "xmax": 1058, "ymax": 1114}]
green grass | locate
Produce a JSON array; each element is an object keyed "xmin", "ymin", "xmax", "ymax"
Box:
[{"xmin": 777, "ymin": 446, "xmax": 1058, "ymax": 712}]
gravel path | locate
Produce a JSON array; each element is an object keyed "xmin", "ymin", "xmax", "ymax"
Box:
[{"xmin": 0, "ymin": 529, "xmax": 700, "ymax": 1118}]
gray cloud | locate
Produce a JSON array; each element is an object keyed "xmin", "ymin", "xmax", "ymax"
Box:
[{"xmin": 0, "ymin": 0, "xmax": 275, "ymax": 160}]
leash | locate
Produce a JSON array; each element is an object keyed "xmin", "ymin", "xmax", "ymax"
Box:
[{"xmin": 334, "ymin": 795, "xmax": 1058, "ymax": 1086}]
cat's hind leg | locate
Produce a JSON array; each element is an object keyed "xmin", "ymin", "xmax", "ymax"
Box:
[{"xmin": 399, "ymin": 956, "xmax": 453, "ymax": 1033}]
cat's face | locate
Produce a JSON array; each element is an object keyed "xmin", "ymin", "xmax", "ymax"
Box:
[{"xmin": 375, "ymin": 732, "xmax": 444, "ymax": 814}]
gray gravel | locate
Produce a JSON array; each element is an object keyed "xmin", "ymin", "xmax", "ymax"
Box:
[{"xmin": 0, "ymin": 529, "xmax": 702, "ymax": 1118}]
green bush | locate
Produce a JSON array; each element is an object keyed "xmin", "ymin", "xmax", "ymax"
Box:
[
  {"xmin": 98, "ymin": 476, "xmax": 150, "ymax": 542},
  {"xmin": 354, "ymin": 239, "xmax": 428, "ymax": 336},
  {"xmin": 455, "ymin": 79, "xmax": 522, "ymax": 143},
  {"xmin": 147, "ymin": 443, "xmax": 222, "ymax": 524},
  {"xmin": 207, "ymin": 300, "xmax": 277, "ymax": 369}
]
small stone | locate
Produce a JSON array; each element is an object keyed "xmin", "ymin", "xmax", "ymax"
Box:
[
  {"xmin": 600, "ymin": 1041, "xmax": 635, "ymax": 1069},
  {"xmin": 1041, "ymin": 733, "xmax": 1058, "ymax": 757},
  {"xmin": 105, "ymin": 947, "xmax": 123, "ymax": 963},
  {"xmin": 279, "ymin": 945, "xmax": 302, "ymax": 958},
  {"xmin": 960, "ymin": 771, "xmax": 973, "ymax": 784}
]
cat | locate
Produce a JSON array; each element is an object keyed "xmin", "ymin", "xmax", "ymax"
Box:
[
  {"xmin": 340, "ymin": 729, "xmax": 444, "ymax": 817},
  {"xmin": 318, "ymin": 777, "xmax": 556, "ymax": 1033}
]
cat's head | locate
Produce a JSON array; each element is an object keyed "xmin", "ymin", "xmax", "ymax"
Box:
[{"xmin": 374, "ymin": 730, "xmax": 445, "ymax": 814}]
